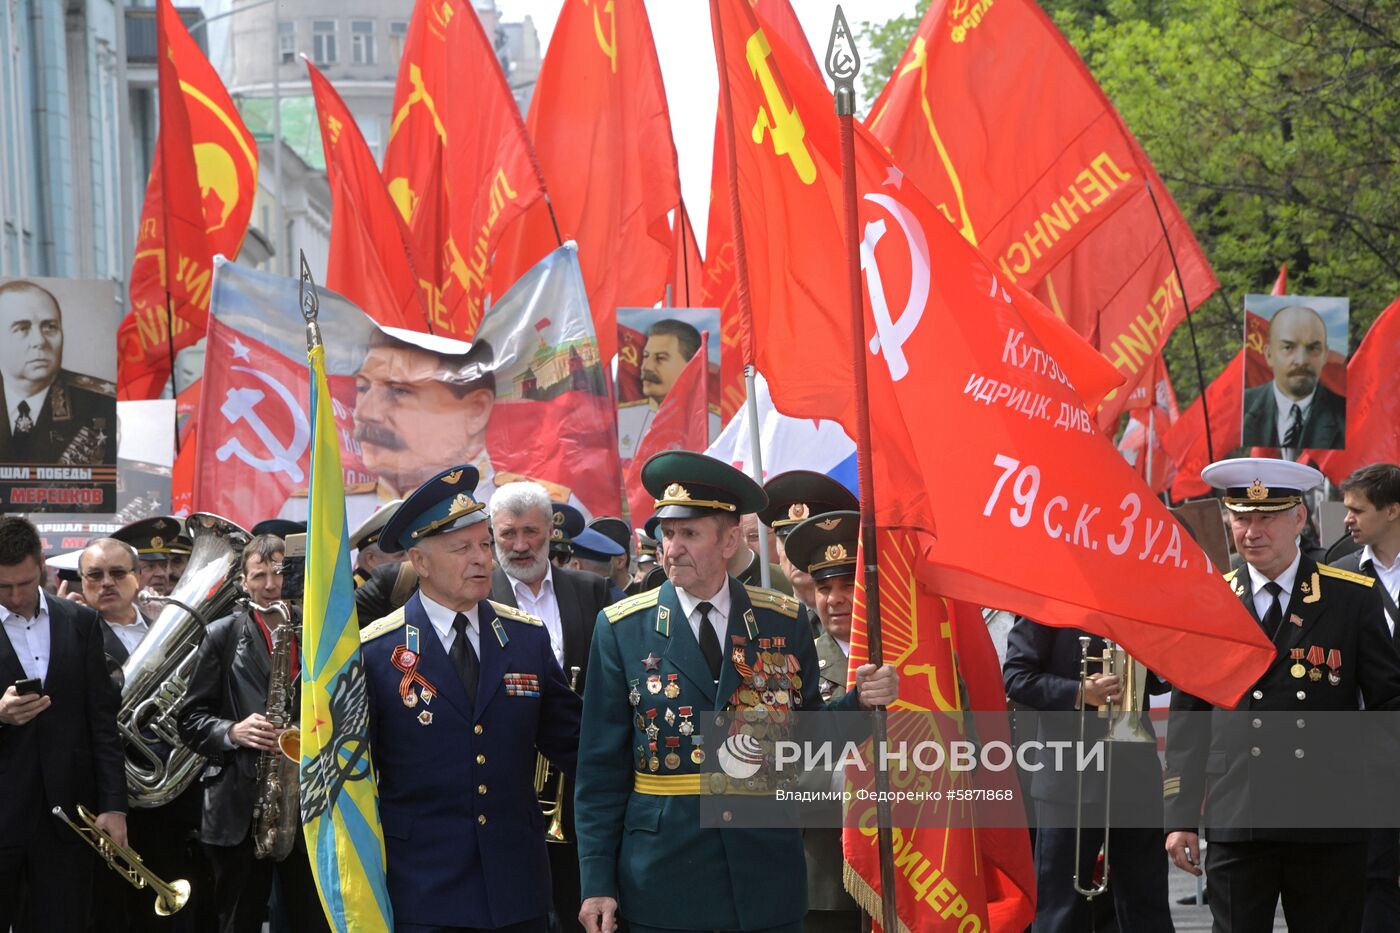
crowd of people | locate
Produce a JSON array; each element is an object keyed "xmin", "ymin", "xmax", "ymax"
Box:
[{"xmin": 0, "ymin": 453, "xmax": 1397, "ymax": 933}]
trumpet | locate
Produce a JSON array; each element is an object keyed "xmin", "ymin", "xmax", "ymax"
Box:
[
  {"xmin": 52, "ymin": 805, "xmax": 190, "ymax": 916},
  {"xmin": 536, "ymin": 665, "xmax": 581, "ymax": 844},
  {"xmin": 1072, "ymin": 637, "xmax": 1153, "ymax": 898}
]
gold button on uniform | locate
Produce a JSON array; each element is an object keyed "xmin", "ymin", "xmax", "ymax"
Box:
[
  {"xmin": 474, "ymin": 724, "xmax": 484, "ymax": 735},
  {"xmin": 476, "ymin": 754, "xmax": 486, "ymax": 764},
  {"xmin": 478, "ymin": 784, "xmax": 488, "ymax": 795},
  {"xmin": 478, "ymin": 814, "xmax": 487, "ymax": 825}
]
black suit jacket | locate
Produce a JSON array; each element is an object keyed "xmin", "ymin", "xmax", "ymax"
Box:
[
  {"xmin": 1332, "ymin": 549, "xmax": 1400, "ymax": 642},
  {"xmin": 1241, "ymin": 380, "xmax": 1346, "ymax": 449},
  {"xmin": 177, "ymin": 607, "xmax": 291, "ymax": 846},
  {"xmin": 490, "ymin": 565, "xmax": 613, "ymax": 691},
  {"xmin": 1003, "ymin": 617, "xmax": 1168, "ymax": 806},
  {"xmin": 0, "ymin": 593, "xmax": 126, "ymax": 841},
  {"xmin": 0, "ymin": 369, "xmax": 116, "ymax": 464},
  {"xmin": 1164, "ymin": 557, "xmax": 1400, "ymax": 843}
]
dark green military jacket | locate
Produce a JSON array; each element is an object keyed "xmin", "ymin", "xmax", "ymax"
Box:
[{"xmin": 575, "ymin": 578, "xmax": 859, "ymax": 930}]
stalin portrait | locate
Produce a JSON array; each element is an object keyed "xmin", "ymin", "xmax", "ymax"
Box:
[{"xmin": 0, "ymin": 279, "xmax": 115, "ymax": 466}]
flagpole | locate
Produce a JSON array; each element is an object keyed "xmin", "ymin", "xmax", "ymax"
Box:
[
  {"xmin": 1144, "ymin": 181, "xmax": 1214, "ymax": 463},
  {"xmin": 827, "ymin": 9, "xmax": 897, "ymax": 932},
  {"xmin": 155, "ymin": 4, "xmax": 180, "ymax": 450},
  {"xmin": 710, "ymin": 0, "xmax": 771, "ymax": 588}
]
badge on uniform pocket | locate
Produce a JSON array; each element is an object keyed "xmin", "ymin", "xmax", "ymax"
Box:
[{"xmin": 504, "ymin": 672, "xmax": 541, "ymax": 697}]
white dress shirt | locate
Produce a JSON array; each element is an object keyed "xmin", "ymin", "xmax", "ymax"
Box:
[
  {"xmin": 103, "ymin": 615, "xmax": 150, "ymax": 655},
  {"xmin": 1361, "ymin": 546, "xmax": 1400, "ymax": 634},
  {"xmin": 675, "ymin": 582, "xmax": 732, "ymax": 663},
  {"xmin": 1247, "ymin": 551, "xmax": 1302, "ymax": 623},
  {"xmin": 1272, "ymin": 383, "xmax": 1314, "ymax": 447},
  {"xmin": 0, "ymin": 589, "xmax": 52, "ymax": 682},
  {"xmin": 2, "ymin": 376, "xmax": 50, "ymax": 434},
  {"xmin": 419, "ymin": 591, "xmax": 481, "ymax": 659},
  {"xmin": 509, "ymin": 565, "xmax": 564, "ymax": 668}
]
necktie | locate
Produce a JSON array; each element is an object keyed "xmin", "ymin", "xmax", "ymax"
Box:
[
  {"xmin": 449, "ymin": 612, "xmax": 480, "ymax": 699},
  {"xmin": 1282, "ymin": 403, "xmax": 1303, "ymax": 448},
  {"xmin": 1261, "ymin": 581, "xmax": 1284, "ymax": 640},
  {"xmin": 13, "ymin": 400, "xmax": 33, "ymax": 435},
  {"xmin": 696, "ymin": 601, "xmax": 722, "ymax": 681}
]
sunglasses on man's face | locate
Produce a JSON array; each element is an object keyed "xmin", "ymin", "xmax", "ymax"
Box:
[{"xmin": 82, "ymin": 567, "xmax": 135, "ymax": 583}]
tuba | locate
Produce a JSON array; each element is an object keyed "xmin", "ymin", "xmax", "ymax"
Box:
[
  {"xmin": 1072, "ymin": 636, "xmax": 1153, "ymax": 898},
  {"xmin": 535, "ymin": 665, "xmax": 581, "ymax": 843},
  {"xmin": 249, "ymin": 599, "xmax": 301, "ymax": 862},
  {"xmin": 119, "ymin": 513, "xmax": 250, "ymax": 808}
]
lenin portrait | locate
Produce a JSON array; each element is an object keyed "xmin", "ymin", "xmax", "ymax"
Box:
[{"xmin": 1240, "ymin": 302, "xmax": 1347, "ymax": 450}]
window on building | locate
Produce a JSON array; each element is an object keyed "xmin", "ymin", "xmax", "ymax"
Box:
[
  {"xmin": 312, "ymin": 20, "xmax": 337, "ymax": 65},
  {"xmin": 388, "ymin": 20, "xmax": 408, "ymax": 60},
  {"xmin": 351, "ymin": 20, "xmax": 376, "ymax": 65},
  {"xmin": 278, "ymin": 21, "xmax": 296, "ymax": 65}
]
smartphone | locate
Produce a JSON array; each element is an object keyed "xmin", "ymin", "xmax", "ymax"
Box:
[{"xmin": 13, "ymin": 677, "xmax": 42, "ymax": 696}]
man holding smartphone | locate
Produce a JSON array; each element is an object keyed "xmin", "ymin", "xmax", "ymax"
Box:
[{"xmin": 0, "ymin": 514, "xmax": 127, "ymax": 932}]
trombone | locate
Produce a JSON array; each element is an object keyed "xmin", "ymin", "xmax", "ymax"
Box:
[
  {"xmin": 536, "ymin": 665, "xmax": 581, "ymax": 843},
  {"xmin": 1072, "ymin": 636, "xmax": 1154, "ymax": 898},
  {"xmin": 52, "ymin": 805, "xmax": 190, "ymax": 916}
]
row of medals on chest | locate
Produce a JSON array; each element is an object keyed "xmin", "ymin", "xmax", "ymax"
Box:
[
  {"xmin": 628, "ymin": 640, "xmax": 803, "ymax": 773},
  {"xmin": 1288, "ymin": 646, "xmax": 1343, "ymax": 685}
]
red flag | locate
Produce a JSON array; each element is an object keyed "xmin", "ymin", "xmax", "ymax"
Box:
[
  {"xmin": 1117, "ymin": 355, "xmax": 1178, "ymax": 492},
  {"xmin": 866, "ymin": 0, "xmax": 1218, "ymax": 429},
  {"xmin": 1272, "ymin": 262, "xmax": 1288, "ymax": 296},
  {"xmin": 308, "ymin": 61, "xmax": 429, "ymax": 331},
  {"xmin": 1164, "ymin": 350, "xmax": 1244, "ymax": 500},
  {"xmin": 496, "ymin": 0, "xmax": 681, "ymax": 365},
  {"xmin": 624, "ymin": 339, "xmax": 711, "ymax": 522},
  {"xmin": 119, "ymin": 0, "xmax": 257, "ymax": 400},
  {"xmin": 1313, "ymin": 296, "xmax": 1400, "ymax": 483},
  {"xmin": 669, "ymin": 204, "xmax": 704, "ymax": 308}
]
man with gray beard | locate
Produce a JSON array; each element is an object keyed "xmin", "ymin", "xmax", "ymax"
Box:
[{"xmin": 487, "ymin": 481, "xmax": 615, "ymax": 933}]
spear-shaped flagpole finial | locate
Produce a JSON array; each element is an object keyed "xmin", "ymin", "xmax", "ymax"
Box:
[
  {"xmin": 825, "ymin": 5, "xmax": 860, "ymax": 116},
  {"xmin": 299, "ymin": 250, "xmax": 323, "ymax": 350}
]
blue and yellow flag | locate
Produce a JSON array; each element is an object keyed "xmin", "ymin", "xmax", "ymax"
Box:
[{"xmin": 299, "ymin": 341, "xmax": 393, "ymax": 931}]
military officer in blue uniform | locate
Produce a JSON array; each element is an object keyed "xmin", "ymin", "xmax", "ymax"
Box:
[
  {"xmin": 1165, "ymin": 458, "xmax": 1400, "ymax": 933},
  {"xmin": 574, "ymin": 452, "xmax": 899, "ymax": 933},
  {"xmin": 361, "ymin": 465, "xmax": 582, "ymax": 933}
]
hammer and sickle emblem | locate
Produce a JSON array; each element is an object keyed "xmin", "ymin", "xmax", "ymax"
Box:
[
  {"xmin": 744, "ymin": 29, "xmax": 816, "ymax": 185},
  {"xmin": 215, "ymin": 366, "xmax": 311, "ymax": 481},
  {"xmin": 390, "ymin": 64, "xmax": 446, "ymax": 143},
  {"xmin": 584, "ymin": 0, "xmax": 617, "ymax": 73},
  {"xmin": 860, "ymin": 193, "xmax": 930, "ymax": 383}
]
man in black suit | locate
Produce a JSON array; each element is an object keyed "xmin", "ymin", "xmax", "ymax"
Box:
[
  {"xmin": 1241, "ymin": 305, "xmax": 1346, "ymax": 449},
  {"xmin": 1004, "ymin": 617, "xmax": 1174, "ymax": 932},
  {"xmin": 1336, "ymin": 463, "xmax": 1400, "ymax": 933},
  {"xmin": 0, "ymin": 515, "xmax": 126, "ymax": 932},
  {"xmin": 176, "ymin": 534, "xmax": 328, "ymax": 933},
  {"xmin": 1166, "ymin": 458, "xmax": 1400, "ymax": 932},
  {"xmin": 0, "ymin": 279, "xmax": 116, "ymax": 465},
  {"xmin": 489, "ymin": 481, "xmax": 615, "ymax": 933}
]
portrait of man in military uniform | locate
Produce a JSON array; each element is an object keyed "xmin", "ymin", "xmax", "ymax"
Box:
[
  {"xmin": 0, "ymin": 279, "xmax": 116, "ymax": 468},
  {"xmin": 616, "ymin": 315, "xmax": 722, "ymax": 462}
]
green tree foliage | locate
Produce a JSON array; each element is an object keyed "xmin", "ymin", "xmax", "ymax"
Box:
[{"xmin": 859, "ymin": 0, "xmax": 1400, "ymax": 404}]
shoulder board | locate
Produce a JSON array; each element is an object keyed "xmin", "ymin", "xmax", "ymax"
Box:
[
  {"xmin": 64, "ymin": 370, "xmax": 116, "ymax": 396},
  {"xmin": 604, "ymin": 588, "xmax": 660, "ymax": 623},
  {"xmin": 745, "ymin": 585, "xmax": 800, "ymax": 619},
  {"xmin": 1223, "ymin": 568, "xmax": 1239, "ymax": 582},
  {"xmin": 1318, "ymin": 564, "xmax": 1375, "ymax": 587},
  {"xmin": 488, "ymin": 600, "xmax": 543, "ymax": 625},
  {"xmin": 360, "ymin": 607, "xmax": 406, "ymax": 643}
]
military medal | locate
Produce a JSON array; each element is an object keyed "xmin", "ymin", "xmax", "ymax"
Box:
[
  {"xmin": 417, "ymin": 710, "xmax": 433, "ymax": 726},
  {"xmin": 664, "ymin": 707, "xmax": 676, "ymax": 726},
  {"xmin": 678, "ymin": 706, "xmax": 694, "ymax": 736},
  {"xmin": 1327, "ymin": 649, "xmax": 1342, "ymax": 686},
  {"xmin": 648, "ymin": 741, "xmax": 660, "ymax": 773},
  {"xmin": 690, "ymin": 733, "xmax": 706, "ymax": 764},
  {"xmin": 403, "ymin": 691, "xmax": 419, "ymax": 708},
  {"xmin": 775, "ymin": 689, "xmax": 790, "ymax": 706},
  {"xmin": 645, "ymin": 709, "xmax": 660, "ymax": 740},
  {"xmin": 1307, "ymin": 645, "xmax": 1325, "ymax": 681},
  {"xmin": 647, "ymin": 674, "xmax": 663, "ymax": 695},
  {"xmin": 642, "ymin": 652, "xmax": 661, "ymax": 671},
  {"xmin": 629, "ymin": 679, "xmax": 641, "ymax": 706},
  {"xmin": 635, "ymin": 713, "xmax": 646, "ymax": 731},
  {"xmin": 1289, "ymin": 648, "xmax": 1306, "ymax": 679},
  {"xmin": 638, "ymin": 745, "xmax": 648, "ymax": 769},
  {"xmin": 664, "ymin": 737, "xmax": 681, "ymax": 770},
  {"xmin": 391, "ymin": 643, "xmax": 438, "ymax": 711},
  {"xmin": 664, "ymin": 674, "xmax": 680, "ymax": 699}
]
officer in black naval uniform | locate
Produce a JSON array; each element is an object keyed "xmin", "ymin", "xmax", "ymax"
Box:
[
  {"xmin": 361, "ymin": 464, "xmax": 581, "ymax": 933},
  {"xmin": 1165, "ymin": 458, "xmax": 1400, "ymax": 933},
  {"xmin": 1003, "ymin": 616, "xmax": 1173, "ymax": 932},
  {"xmin": 574, "ymin": 452, "xmax": 899, "ymax": 933},
  {"xmin": 0, "ymin": 280, "xmax": 115, "ymax": 466}
]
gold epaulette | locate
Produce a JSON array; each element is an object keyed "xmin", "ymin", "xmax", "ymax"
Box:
[
  {"xmin": 745, "ymin": 585, "xmax": 800, "ymax": 619},
  {"xmin": 64, "ymin": 370, "xmax": 116, "ymax": 396},
  {"xmin": 360, "ymin": 608, "xmax": 406, "ymax": 643},
  {"xmin": 488, "ymin": 600, "xmax": 543, "ymax": 625},
  {"xmin": 605, "ymin": 589, "xmax": 660, "ymax": 623},
  {"xmin": 1318, "ymin": 564, "xmax": 1375, "ymax": 588}
]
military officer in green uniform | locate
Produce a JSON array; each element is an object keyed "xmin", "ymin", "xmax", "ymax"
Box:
[
  {"xmin": 784, "ymin": 511, "xmax": 862, "ymax": 933},
  {"xmin": 759, "ymin": 472, "xmax": 858, "ymax": 617},
  {"xmin": 575, "ymin": 452, "xmax": 898, "ymax": 933}
]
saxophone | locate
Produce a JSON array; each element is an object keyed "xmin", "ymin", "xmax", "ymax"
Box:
[{"xmin": 248, "ymin": 600, "xmax": 301, "ymax": 862}]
